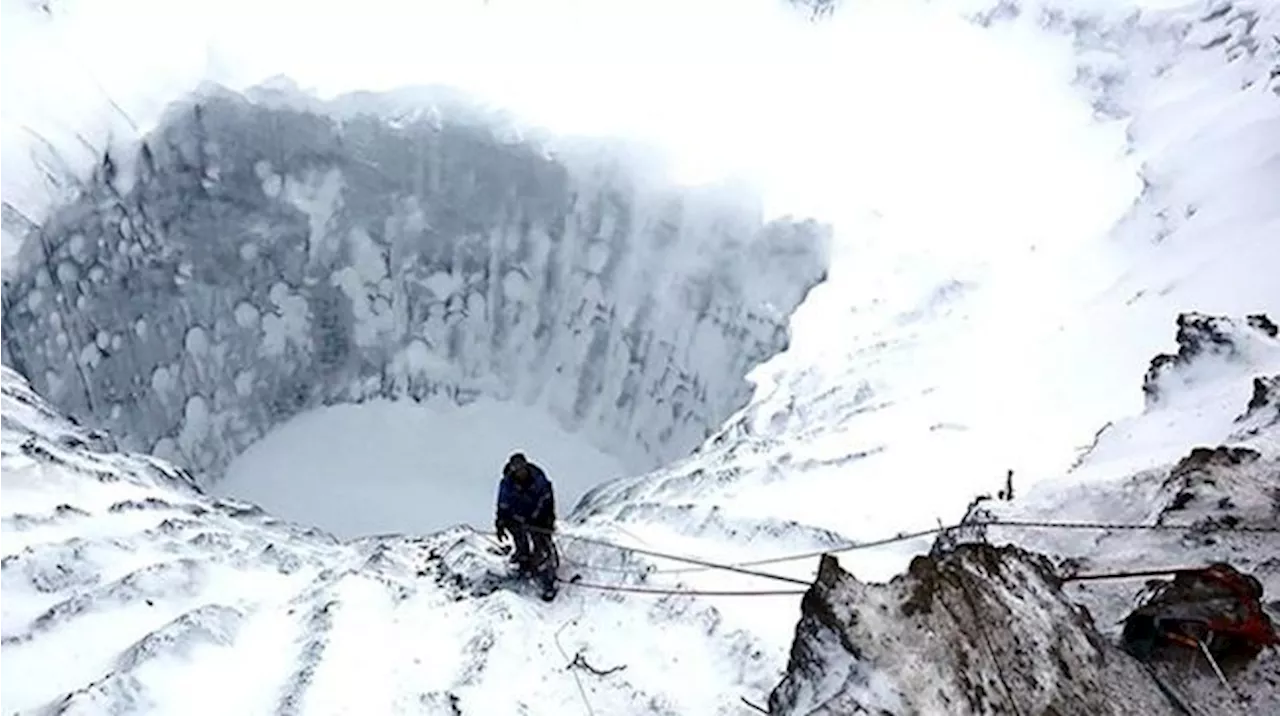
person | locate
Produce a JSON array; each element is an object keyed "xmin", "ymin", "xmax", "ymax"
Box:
[{"xmin": 495, "ymin": 452, "xmax": 558, "ymax": 600}]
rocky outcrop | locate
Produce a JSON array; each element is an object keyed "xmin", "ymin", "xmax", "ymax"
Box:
[
  {"xmin": 1234, "ymin": 375, "xmax": 1280, "ymax": 438},
  {"xmin": 768, "ymin": 546, "xmax": 1179, "ymax": 715},
  {"xmin": 0, "ymin": 83, "xmax": 829, "ymax": 484},
  {"xmin": 1245, "ymin": 375, "xmax": 1280, "ymax": 413},
  {"xmin": 1142, "ymin": 313, "xmax": 1280, "ymax": 409},
  {"xmin": 1156, "ymin": 445, "xmax": 1278, "ymax": 536}
]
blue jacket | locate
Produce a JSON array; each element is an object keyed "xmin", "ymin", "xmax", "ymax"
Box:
[{"xmin": 496, "ymin": 464, "xmax": 555, "ymax": 528}]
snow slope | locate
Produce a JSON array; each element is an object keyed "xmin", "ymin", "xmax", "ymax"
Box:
[
  {"xmin": 3, "ymin": 0, "xmax": 1280, "ymax": 714},
  {"xmin": 769, "ymin": 313, "xmax": 1280, "ymax": 714},
  {"xmin": 575, "ymin": 0, "xmax": 1280, "ymax": 575},
  {"xmin": 1, "ymin": 365, "xmax": 793, "ymax": 715}
]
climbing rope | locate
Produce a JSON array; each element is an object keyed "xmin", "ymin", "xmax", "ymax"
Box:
[
  {"xmin": 558, "ymin": 576, "xmax": 808, "ymax": 597},
  {"xmin": 991, "ymin": 518, "xmax": 1279, "ymax": 533},
  {"xmin": 953, "ymin": 566, "xmax": 1025, "ymax": 716},
  {"xmin": 478, "ymin": 518, "xmax": 1279, "ymax": 599},
  {"xmin": 541, "ymin": 523, "xmax": 950, "ymax": 578},
  {"xmin": 660, "ymin": 523, "xmax": 955, "ymax": 574},
  {"xmin": 524, "ymin": 524, "xmax": 812, "ymax": 586},
  {"xmin": 553, "ymin": 604, "xmax": 595, "ymax": 716},
  {"xmin": 542, "ymin": 518, "xmax": 1280, "ymax": 582},
  {"xmin": 487, "ymin": 516, "xmax": 1275, "ymax": 714}
]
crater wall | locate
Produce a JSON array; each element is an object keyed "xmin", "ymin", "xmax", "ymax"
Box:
[{"xmin": 1, "ymin": 84, "xmax": 829, "ymax": 486}]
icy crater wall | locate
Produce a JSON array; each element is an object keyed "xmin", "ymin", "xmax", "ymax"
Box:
[{"xmin": 0, "ymin": 85, "xmax": 829, "ymax": 485}]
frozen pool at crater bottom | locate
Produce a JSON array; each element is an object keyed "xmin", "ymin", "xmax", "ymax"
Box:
[{"xmin": 216, "ymin": 398, "xmax": 632, "ymax": 539}]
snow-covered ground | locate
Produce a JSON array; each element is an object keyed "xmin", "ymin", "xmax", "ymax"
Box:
[
  {"xmin": 0, "ymin": 365, "xmax": 800, "ymax": 714},
  {"xmin": 0, "ymin": 0, "xmax": 1239, "ymax": 541},
  {"xmin": 218, "ymin": 398, "xmax": 628, "ymax": 537},
  {"xmin": 3, "ymin": 0, "xmax": 1279, "ymax": 713}
]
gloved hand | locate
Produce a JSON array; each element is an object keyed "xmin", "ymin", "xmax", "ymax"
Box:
[{"xmin": 495, "ymin": 520, "xmax": 508, "ymax": 541}]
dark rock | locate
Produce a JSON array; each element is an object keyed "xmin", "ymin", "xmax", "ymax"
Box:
[
  {"xmin": 1169, "ymin": 445, "xmax": 1261, "ymax": 479},
  {"xmin": 1142, "ymin": 313, "xmax": 1276, "ymax": 409},
  {"xmin": 1247, "ymin": 314, "xmax": 1279, "ymax": 338},
  {"xmin": 1235, "ymin": 376, "xmax": 1280, "ymax": 437},
  {"xmin": 1157, "ymin": 444, "xmax": 1276, "ymax": 535},
  {"xmin": 1246, "ymin": 376, "xmax": 1279, "ymax": 413},
  {"xmin": 769, "ymin": 545, "xmax": 1177, "ymax": 715},
  {"xmin": 1169, "ymin": 490, "xmax": 1195, "ymax": 511}
]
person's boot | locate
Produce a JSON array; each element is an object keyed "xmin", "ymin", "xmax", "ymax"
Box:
[
  {"xmin": 535, "ymin": 560, "xmax": 558, "ymax": 601},
  {"xmin": 539, "ymin": 576, "xmax": 557, "ymax": 602}
]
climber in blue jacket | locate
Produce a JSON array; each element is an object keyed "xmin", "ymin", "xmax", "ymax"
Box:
[{"xmin": 495, "ymin": 452, "xmax": 558, "ymax": 598}]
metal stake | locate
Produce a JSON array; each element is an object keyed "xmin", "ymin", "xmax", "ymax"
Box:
[{"xmin": 1196, "ymin": 636, "xmax": 1243, "ymax": 707}]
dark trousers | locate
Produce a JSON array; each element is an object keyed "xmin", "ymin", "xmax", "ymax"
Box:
[{"xmin": 509, "ymin": 523, "xmax": 556, "ymax": 587}]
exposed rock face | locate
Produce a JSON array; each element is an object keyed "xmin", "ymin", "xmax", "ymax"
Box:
[
  {"xmin": 1245, "ymin": 375, "xmax": 1280, "ymax": 413},
  {"xmin": 1142, "ymin": 313, "xmax": 1280, "ymax": 409},
  {"xmin": 768, "ymin": 546, "xmax": 1179, "ymax": 715},
  {"xmin": 1235, "ymin": 375, "xmax": 1280, "ymax": 438},
  {"xmin": 0, "ymin": 84, "xmax": 829, "ymax": 484},
  {"xmin": 1156, "ymin": 445, "xmax": 1279, "ymax": 536}
]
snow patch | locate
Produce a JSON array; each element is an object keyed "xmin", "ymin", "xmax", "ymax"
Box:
[
  {"xmin": 1074, "ymin": 313, "xmax": 1280, "ymax": 481},
  {"xmin": 217, "ymin": 398, "xmax": 629, "ymax": 537}
]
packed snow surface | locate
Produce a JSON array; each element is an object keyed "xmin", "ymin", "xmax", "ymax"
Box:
[
  {"xmin": 218, "ymin": 398, "xmax": 628, "ymax": 537},
  {"xmin": 2, "ymin": 0, "xmax": 1280, "ymax": 714},
  {"xmin": 0, "ymin": 365, "xmax": 801, "ymax": 715}
]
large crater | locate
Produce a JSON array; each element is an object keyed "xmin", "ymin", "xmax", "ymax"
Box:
[{"xmin": 0, "ymin": 83, "xmax": 829, "ymax": 532}]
